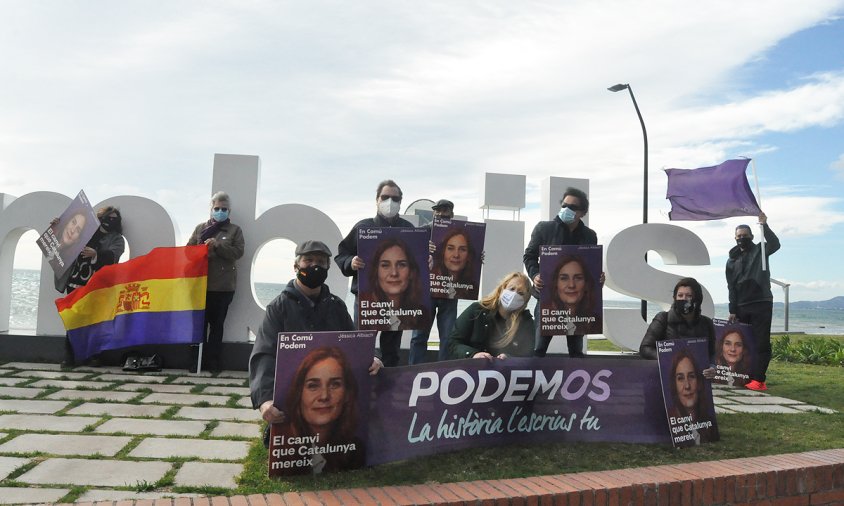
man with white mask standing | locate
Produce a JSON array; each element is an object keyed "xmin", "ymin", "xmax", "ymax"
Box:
[{"xmin": 335, "ymin": 180, "xmax": 414, "ymax": 366}]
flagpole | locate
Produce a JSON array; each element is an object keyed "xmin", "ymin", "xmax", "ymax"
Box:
[{"xmin": 750, "ymin": 159, "xmax": 767, "ymax": 271}]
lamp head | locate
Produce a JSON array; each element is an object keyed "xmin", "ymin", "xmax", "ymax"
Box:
[{"xmin": 608, "ymin": 83, "xmax": 629, "ymax": 92}]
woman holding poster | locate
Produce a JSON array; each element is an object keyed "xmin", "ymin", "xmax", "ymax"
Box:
[
  {"xmin": 715, "ymin": 329, "xmax": 751, "ymax": 386},
  {"xmin": 362, "ymin": 237, "xmax": 428, "ymax": 330},
  {"xmin": 667, "ymin": 349, "xmax": 719, "ymax": 445},
  {"xmin": 273, "ymin": 346, "xmax": 365, "ymax": 475},
  {"xmin": 639, "ymin": 277, "xmax": 716, "ymax": 372},
  {"xmin": 431, "ymin": 228, "xmax": 477, "ymax": 299},
  {"xmin": 449, "ymin": 272, "xmax": 535, "ymax": 359}
]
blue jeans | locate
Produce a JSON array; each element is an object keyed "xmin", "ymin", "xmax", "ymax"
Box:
[{"xmin": 409, "ymin": 298, "xmax": 458, "ymax": 364}]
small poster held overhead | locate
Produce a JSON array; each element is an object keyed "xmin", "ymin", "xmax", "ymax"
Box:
[
  {"xmin": 269, "ymin": 330, "xmax": 377, "ymax": 477},
  {"xmin": 36, "ymin": 190, "xmax": 100, "ymax": 276},
  {"xmin": 712, "ymin": 319, "xmax": 756, "ymax": 387},
  {"xmin": 429, "ymin": 217, "xmax": 485, "ymax": 300},
  {"xmin": 538, "ymin": 245, "xmax": 603, "ymax": 336},
  {"xmin": 657, "ymin": 337, "xmax": 720, "ymax": 448},
  {"xmin": 357, "ymin": 227, "xmax": 432, "ymax": 331}
]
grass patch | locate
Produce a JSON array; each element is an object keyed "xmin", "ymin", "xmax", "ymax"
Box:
[
  {"xmin": 160, "ymin": 405, "xmax": 181, "ymax": 420},
  {"xmin": 57, "ymin": 486, "xmax": 86, "ymax": 504},
  {"xmin": 234, "ymin": 360, "xmax": 842, "ymax": 494}
]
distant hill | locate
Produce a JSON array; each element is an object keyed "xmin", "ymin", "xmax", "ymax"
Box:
[{"xmin": 775, "ymin": 296, "xmax": 844, "ymax": 310}]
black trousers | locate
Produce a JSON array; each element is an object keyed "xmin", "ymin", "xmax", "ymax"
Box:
[
  {"xmin": 203, "ymin": 290, "xmax": 235, "ymax": 365},
  {"xmin": 736, "ymin": 301, "xmax": 774, "ymax": 382}
]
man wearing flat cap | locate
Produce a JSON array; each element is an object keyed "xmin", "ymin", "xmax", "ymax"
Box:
[
  {"xmin": 409, "ymin": 199, "xmax": 458, "ymax": 364},
  {"xmin": 249, "ymin": 240, "xmax": 383, "ymax": 431}
]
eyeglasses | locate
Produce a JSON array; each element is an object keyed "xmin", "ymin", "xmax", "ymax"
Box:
[
  {"xmin": 561, "ymin": 203, "xmax": 583, "ymax": 212},
  {"xmin": 213, "ymin": 207, "xmax": 229, "ymax": 212},
  {"xmin": 379, "ymin": 195, "xmax": 402, "ymax": 202}
]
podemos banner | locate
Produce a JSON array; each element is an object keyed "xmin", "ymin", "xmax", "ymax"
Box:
[
  {"xmin": 429, "ymin": 218, "xmax": 485, "ymax": 300},
  {"xmin": 269, "ymin": 330, "xmax": 377, "ymax": 476},
  {"xmin": 357, "ymin": 227, "xmax": 432, "ymax": 331},
  {"xmin": 538, "ymin": 245, "xmax": 603, "ymax": 336}
]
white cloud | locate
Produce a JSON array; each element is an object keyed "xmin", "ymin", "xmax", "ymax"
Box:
[{"xmin": 831, "ymin": 153, "xmax": 844, "ymax": 179}]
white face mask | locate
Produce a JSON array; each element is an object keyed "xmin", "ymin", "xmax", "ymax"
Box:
[
  {"xmin": 378, "ymin": 198, "xmax": 401, "ymax": 219},
  {"xmin": 499, "ymin": 289, "xmax": 525, "ymax": 312}
]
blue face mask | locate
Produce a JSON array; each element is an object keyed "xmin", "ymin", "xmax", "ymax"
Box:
[
  {"xmin": 558, "ymin": 206, "xmax": 577, "ymax": 224},
  {"xmin": 211, "ymin": 209, "xmax": 229, "ymax": 222}
]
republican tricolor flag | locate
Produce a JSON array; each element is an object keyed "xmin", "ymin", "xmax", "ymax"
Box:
[{"xmin": 56, "ymin": 245, "xmax": 208, "ymax": 361}]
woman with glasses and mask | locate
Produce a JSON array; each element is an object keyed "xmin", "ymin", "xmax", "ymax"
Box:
[
  {"xmin": 639, "ymin": 277, "xmax": 716, "ymax": 379},
  {"xmin": 449, "ymin": 272, "xmax": 535, "ymax": 360},
  {"xmin": 187, "ymin": 191, "xmax": 245, "ymax": 372}
]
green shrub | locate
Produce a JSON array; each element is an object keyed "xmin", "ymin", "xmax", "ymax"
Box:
[{"xmin": 772, "ymin": 335, "xmax": 844, "ymax": 366}]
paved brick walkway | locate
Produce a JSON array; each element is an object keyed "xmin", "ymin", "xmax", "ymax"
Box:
[{"xmin": 0, "ymin": 361, "xmax": 838, "ymax": 505}]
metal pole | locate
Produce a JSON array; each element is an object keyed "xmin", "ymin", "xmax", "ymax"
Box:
[{"xmin": 627, "ymin": 85, "xmax": 649, "ymax": 320}]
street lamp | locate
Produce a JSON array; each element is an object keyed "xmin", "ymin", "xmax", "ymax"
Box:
[{"xmin": 609, "ymin": 83, "xmax": 649, "ymax": 320}]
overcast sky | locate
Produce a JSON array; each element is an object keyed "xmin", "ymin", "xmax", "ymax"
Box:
[{"xmin": 2, "ymin": 0, "xmax": 844, "ymax": 306}]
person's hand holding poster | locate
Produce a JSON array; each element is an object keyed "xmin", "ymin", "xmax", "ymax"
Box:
[
  {"xmin": 712, "ymin": 319, "xmax": 756, "ymax": 387},
  {"xmin": 656, "ymin": 338, "xmax": 720, "ymax": 448},
  {"xmin": 269, "ymin": 330, "xmax": 377, "ymax": 477},
  {"xmin": 429, "ymin": 218, "xmax": 485, "ymax": 300},
  {"xmin": 357, "ymin": 227, "xmax": 432, "ymax": 331},
  {"xmin": 36, "ymin": 190, "xmax": 100, "ymax": 276},
  {"xmin": 538, "ymin": 245, "xmax": 603, "ymax": 336}
]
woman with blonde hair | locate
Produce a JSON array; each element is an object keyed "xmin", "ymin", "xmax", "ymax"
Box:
[{"xmin": 449, "ymin": 272, "xmax": 534, "ymax": 359}]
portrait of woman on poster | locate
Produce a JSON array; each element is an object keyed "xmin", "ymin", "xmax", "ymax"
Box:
[
  {"xmin": 716, "ymin": 329, "xmax": 751, "ymax": 386},
  {"xmin": 668, "ymin": 349, "xmax": 719, "ymax": 445},
  {"xmin": 431, "ymin": 228, "xmax": 476, "ymax": 299},
  {"xmin": 363, "ymin": 237, "xmax": 428, "ymax": 330},
  {"xmin": 548, "ymin": 255, "xmax": 601, "ymax": 335},
  {"xmin": 449, "ymin": 272, "xmax": 535, "ymax": 359},
  {"xmin": 45, "ymin": 212, "xmax": 89, "ymax": 270},
  {"xmin": 274, "ymin": 346, "xmax": 365, "ymax": 475}
]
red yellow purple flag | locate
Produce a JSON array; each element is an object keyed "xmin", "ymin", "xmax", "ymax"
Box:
[{"xmin": 55, "ymin": 245, "xmax": 208, "ymax": 361}]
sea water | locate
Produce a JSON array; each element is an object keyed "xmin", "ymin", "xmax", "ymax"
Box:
[{"xmin": 6, "ymin": 269, "xmax": 844, "ymax": 335}]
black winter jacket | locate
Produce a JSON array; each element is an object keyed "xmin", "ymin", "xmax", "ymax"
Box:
[
  {"xmin": 639, "ymin": 308, "xmax": 715, "ymax": 362},
  {"xmin": 726, "ymin": 224, "xmax": 780, "ymax": 314}
]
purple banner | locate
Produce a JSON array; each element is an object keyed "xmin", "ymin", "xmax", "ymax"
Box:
[
  {"xmin": 713, "ymin": 319, "xmax": 756, "ymax": 387},
  {"xmin": 665, "ymin": 158, "xmax": 762, "ymax": 221},
  {"xmin": 538, "ymin": 245, "xmax": 603, "ymax": 336},
  {"xmin": 269, "ymin": 330, "xmax": 377, "ymax": 476},
  {"xmin": 366, "ymin": 356, "xmax": 668, "ymax": 465},
  {"xmin": 37, "ymin": 190, "xmax": 100, "ymax": 276},
  {"xmin": 656, "ymin": 338, "xmax": 720, "ymax": 448},
  {"xmin": 429, "ymin": 218, "xmax": 485, "ymax": 300},
  {"xmin": 357, "ymin": 227, "xmax": 432, "ymax": 331}
]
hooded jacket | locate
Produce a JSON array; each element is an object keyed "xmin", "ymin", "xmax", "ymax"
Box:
[{"xmin": 726, "ymin": 224, "xmax": 780, "ymax": 314}]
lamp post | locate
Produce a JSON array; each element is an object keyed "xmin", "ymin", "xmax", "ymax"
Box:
[{"xmin": 609, "ymin": 83, "xmax": 648, "ymax": 320}]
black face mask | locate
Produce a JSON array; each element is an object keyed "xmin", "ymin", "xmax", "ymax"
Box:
[
  {"xmin": 100, "ymin": 216, "xmax": 120, "ymax": 232},
  {"xmin": 296, "ymin": 265, "xmax": 328, "ymax": 289},
  {"xmin": 736, "ymin": 237, "xmax": 753, "ymax": 250},
  {"xmin": 673, "ymin": 299, "xmax": 696, "ymax": 315}
]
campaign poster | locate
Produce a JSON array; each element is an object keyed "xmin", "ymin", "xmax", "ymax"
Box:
[
  {"xmin": 429, "ymin": 218, "xmax": 485, "ymax": 300},
  {"xmin": 366, "ymin": 356, "xmax": 669, "ymax": 465},
  {"xmin": 712, "ymin": 319, "xmax": 756, "ymax": 387},
  {"xmin": 656, "ymin": 338, "xmax": 720, "ymax": 448},
  {"xmin": 357, "ymin": 227, "xmax": 432, "ymax": 331},
  {"xmin": 268, "ymin": 330, "xmax": 377, "ymax": 477},
  {"xmin": 36, "ymin": 190, "xmax": 100, "ymax": 276},
  {"xmin": 538, "ymin": 245, "xmax": 603, "ymax": 336}
]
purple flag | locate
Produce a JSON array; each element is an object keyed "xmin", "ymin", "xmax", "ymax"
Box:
[{"xmin": 665, "ymin": 159, "xmax": 762, "ymax": 221}]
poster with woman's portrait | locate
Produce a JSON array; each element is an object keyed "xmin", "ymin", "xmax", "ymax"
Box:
[
  {"xmin": 36, "ymin": 190, "xmax": 100, "ymax": 276},
  {"xmin": 712, "ymin": 319, "xmax": 756, "ymax": 387},
  {"xmin": 429, "ymin": 218, "xmax": 485, "ymax": 300},
  {"xmin": 657, "ymin": 337, "xmax": 720, "ymax": 448},
  {"xmin": 269, "ymin": 330, "xmax": 377, "ymax": 477},
  {"xmin": 538, "ymin": 245, "xmax": 603, "ymax": 336},
  {"xmin": 357, "ymin": 227, "xmax": 432, "ymax": 331}
]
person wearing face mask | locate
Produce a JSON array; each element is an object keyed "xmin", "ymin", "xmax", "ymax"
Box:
[
  {"xmin": 249, "ymin": 240, "xmax": 383, "ymax": 447},
  {"xmin": 187, "ymin": 191, "xmax": 245, "ymax": 372},
  {"xmin": 726, "ymin": 212, "xmax": 780, "ymax": 391},
  {"xmin": 55, "ymin": 205, "xmax": 126, "ymax": 368},
  {"xmin": 523, "ymin": 187, "xmax": 603, "ymax": 358},
  {"xmin": 639, "ymin": 278, "xmax": 716, "ymax": 380},
  {"xmin": 335, "ymin": 180, "xmax": 414, "ymax": 367},
  {"xmin": 449, "ymin": 272, "xmax": 535, "ymax": 359}
]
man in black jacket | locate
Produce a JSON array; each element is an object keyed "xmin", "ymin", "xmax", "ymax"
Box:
[
  {"xmin": 335, "ymin": 180, "xmax": 414, "ymax": 366},
  {"xmin": 523, "ymin": 187, "xmax": 598, "ymax": 358},
  {"xmin": 249, "ymin": 240, "xmax": 383, "ymax": 428},
  {"xmin": 726, "ymin": 212, "xmax": 780, "ymax": 391}
]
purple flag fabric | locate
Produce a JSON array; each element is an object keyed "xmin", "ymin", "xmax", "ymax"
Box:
[{"xmin": 665, "ymin": 159, "xmax": 762, "ymax": 221}]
